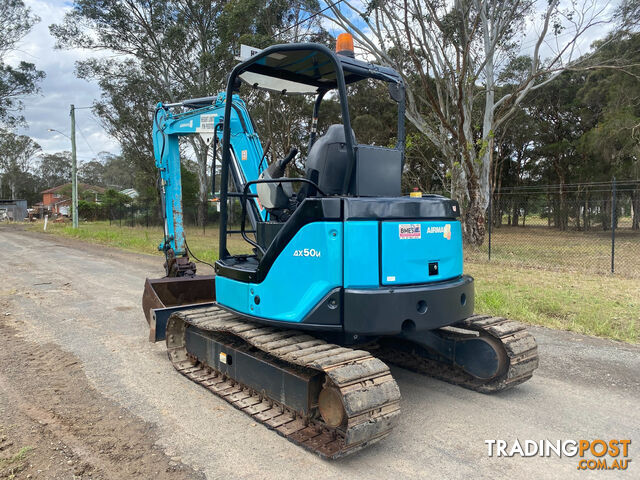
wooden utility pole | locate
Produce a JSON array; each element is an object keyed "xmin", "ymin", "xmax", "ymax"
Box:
[{"xmin": 70, "ymin": 104, "xmax": 78, "ymax": 228}]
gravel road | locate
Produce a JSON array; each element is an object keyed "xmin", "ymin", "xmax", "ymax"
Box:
[{"xmin": 1, "ymin": 227, "xmax": 638, "ymax": 479}]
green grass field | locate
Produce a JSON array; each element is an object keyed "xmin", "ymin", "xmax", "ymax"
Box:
[
  {"xmin": 466, "ymin": 225, "xmax": 640, "ymax": 278},
  {"xmin": 470, "ymin": 262, "xmax": 638, "ymax": 343},
  {"xmin": 30, "ymin": 220, "xmax": 250, "ymax": 258},
  {"xmin": 23, "ymin": 220, "xmax": 640, "ymax": 343}
]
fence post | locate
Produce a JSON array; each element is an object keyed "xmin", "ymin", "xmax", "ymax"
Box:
[
  {"xmin": 611, "ymin": 177, "xmax": 616, "ymax": 274},
  {"xmin": 488, "ymin": 187, "xmax": 492, "ymax": 261}
]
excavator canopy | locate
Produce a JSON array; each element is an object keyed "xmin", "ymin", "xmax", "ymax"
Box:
[{"xmin": 237, "ymin": 43, "xmax": 403, "ymax": 95}]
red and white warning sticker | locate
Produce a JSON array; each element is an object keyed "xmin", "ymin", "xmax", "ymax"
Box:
[{"xmin": 399, "ymin": 223, "xmax": 421, "ymax": 239}]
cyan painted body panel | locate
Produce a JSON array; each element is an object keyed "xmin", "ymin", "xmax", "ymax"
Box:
[
  {"xmin": 344, "ymin": 221, "xmax": 379, "ymax": 288},
  {"xmin": 381, "ymin": 220, "xmax": 463, "ymax": 285},
  {"xmin": 216, "ymin": 222, "xmax": 343, "ymax": 322}
]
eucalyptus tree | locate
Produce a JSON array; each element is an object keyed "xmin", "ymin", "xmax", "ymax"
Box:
[
  {"xmin": 51, "ymin": 0, "xmax": 230, "ymax": 222},
  {"xmin": 39, "ymin": 152, "xmax": 72, "ymax": 189},
  {"xmin": 0, "ymin": 130, "xmax": 41, "ymax": 199},
  {"xmin": 575, "ymin": 32, "xmax": 640, "ymax": 229},
  {"xmin": 0, "ymin": 0, "xmax": 45, "ymax": 127},
  {"xmin": 52, "ymin": 0, "xmax": 325, "ymax": 221},
  {"xmin": 326, "ymin": 0, "xmax": 613, "ymax": 244},
  {"xmin": 616, "ymin": 0, "xmax": 639, "ymax": 30}
]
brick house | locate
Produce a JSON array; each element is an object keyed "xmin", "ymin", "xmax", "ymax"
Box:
[{"xmin": 40, "ymin": 183, "xmax": 106, "ymax": 215}]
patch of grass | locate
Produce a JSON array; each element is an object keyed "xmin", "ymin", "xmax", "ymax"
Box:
[
  {"xmin": 467, "ymin": 262, "xmax": 640, "ymax": 343},
  {"xmin": 0, "ymin": 446, "xmax": 33, "ymax": 479},
  {"xmin": 28, "ymin": 220, "xmax": 248, "ymax": 263},
  {"xmin": 19, "ymin": 221, "xmax": 640, "ymax": 343}
]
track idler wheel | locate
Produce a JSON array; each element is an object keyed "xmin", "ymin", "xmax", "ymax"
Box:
[
  {"xmin": 375, "ymin": 316, "xmax": 538, "ymax": 393},
  {"xmin": 453, "ymin": 333, "xmax": 508, "ymax": 380},
  {"xmin": 318, "ymin": 381, "xmax": 347, "ymax": 427}
]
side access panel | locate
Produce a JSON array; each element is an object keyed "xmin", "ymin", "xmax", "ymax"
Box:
[
  {"xmin": 344, "ymin": 221, "xmax": 379, "ymax": 288},
  {"xmin": 380, "ymin": 220, "xmax": 463, "ymax": 286},
  {"xmin": 216, "ymin": 222, "xmax": 343, "ymax": 323}
]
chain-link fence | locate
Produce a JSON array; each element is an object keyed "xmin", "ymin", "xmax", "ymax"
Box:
[
  {"xmin": 465, "ymin": 179, "xmax": 640, "ymax": 277},
  {"xmin": 94, "ymin": 182, "xmax": 640, "ymax": 277},
  {"xmin": 106, "ymin": 203, "xmax": 224, "ymax": 228},
  {"xmin": 102, "ymin": 199, "xmax": 252, "ymax": 230}
]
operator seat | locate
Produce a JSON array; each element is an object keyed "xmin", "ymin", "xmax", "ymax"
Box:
[{"xmin": 303, "ymin": 124, "xmax": 355, "ymax": 196}]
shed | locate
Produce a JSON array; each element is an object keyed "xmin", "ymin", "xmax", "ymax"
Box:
[{"xmin": 0, "ymin": 199, "xmax": 28, "ymax": 221}]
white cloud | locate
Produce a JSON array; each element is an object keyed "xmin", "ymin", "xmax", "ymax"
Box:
[
  {"xmin": 7, "ymin": 0, "xmax": 120, "ymax": 162},
  {"xmin": 518, "ymin": 0, "xmax": 617, "ymax": 64}
]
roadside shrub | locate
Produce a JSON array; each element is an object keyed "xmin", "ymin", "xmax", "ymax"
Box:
[{"xmin": 78, "ymin": 200, "xmax": 108, "ymax": 221}]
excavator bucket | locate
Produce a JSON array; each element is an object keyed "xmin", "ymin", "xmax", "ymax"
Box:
[{"xmin": 142, "ymin": 275, "xmax": 216, "ymax": 342}]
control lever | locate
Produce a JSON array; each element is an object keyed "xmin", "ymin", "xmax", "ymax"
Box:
[{"xmin": 267, "ymin": 147, "xmax": 298, "ymax": 179}]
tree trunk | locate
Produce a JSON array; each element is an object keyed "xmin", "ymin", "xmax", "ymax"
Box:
[
  {"xmin": 632, "ymin": 189, "xmax": 640, "ymax": 230},
  {"xmin": 494, "ymin": 192, "xmax": 502, "ymax": 227},
  {"xmin": 556, "ymin": 177, "xmax": 567, "ymax": 231},
  {"xmin": 462, "ymin": 192, "xmax": 486, "ymax": 245},
  {"xmin": 194, "ymin": 142, "xmax": 209, "ymax": 227},
  {"xmin": 493, "ymin": 157, "xmax": 504, "ymax": 228},
  {"xmin": 602, "ymin": 198, "xmax": 610, "ymax": 231},
  {"xmin": 576, "ymin": 191, "xmax": 581, "ymax": 230},
  {"xmin": 463, "ymin": 11, "xmax": 495, "ymax": 247},
  {"xmin": 559, "ymin": 190, "xmax": 567, "ymax": 230}
]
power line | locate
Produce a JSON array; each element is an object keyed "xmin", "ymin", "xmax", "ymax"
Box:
[
  {"xmin": 274, "ymin": 0, "xmax": 346, "ymax": 38},
  {"xmin": 77, "ymin": 124, "xmax": 98, "ymax": 157},
  {"xmin": 497, "ymin": 188, "xmax": 639, "ymax": 195}
]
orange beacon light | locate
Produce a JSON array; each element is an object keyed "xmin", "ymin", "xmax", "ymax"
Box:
[{"xmin": 336, "ymin": 33, "xmax": 355, "ymax": 58}]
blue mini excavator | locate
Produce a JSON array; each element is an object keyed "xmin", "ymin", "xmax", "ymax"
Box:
[{"xmin": 142, "ymin": 36, "xmax": 539, "ymax": 458}]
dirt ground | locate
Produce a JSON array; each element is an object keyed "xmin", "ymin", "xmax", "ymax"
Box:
[
  {"xmin": 0, "ymin": 226, "xmax": 639, "ymax": 480},
  {"xmin": 0, "ymin": 311, "xmax": 204, "ymax": 480}
]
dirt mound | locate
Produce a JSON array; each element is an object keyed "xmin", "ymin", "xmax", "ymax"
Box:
[{"xmin": 0, "ymin": 317, "xmax": 204, "ymax": 480}]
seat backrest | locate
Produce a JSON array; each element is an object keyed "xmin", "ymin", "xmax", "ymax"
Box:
[
  {"xmin": 305, "ymin": 124, "xmax": 354, "ymax": 195},
  {"xmin": 351, "ymin": 145, "xmax": 402, "ymax": 197},
  {"xmin": 303, "ymin": 125, "xmax": 401, "ymax": 198}
]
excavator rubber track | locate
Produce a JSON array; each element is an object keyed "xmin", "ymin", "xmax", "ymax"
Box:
[
  {"xmin": 165, "ymin": 305, "xmax": 401, "ymax": 459},
  {"xmin": 371, "ymin": 315, "xmax": 539, "ymax": 393}
]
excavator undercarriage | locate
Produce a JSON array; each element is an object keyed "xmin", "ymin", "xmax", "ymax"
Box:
[
  {"xmin": 143, "ymin": 281, "xmax": 538, "ymax": 457},
  {"xmin": 165, "ymin": 305, "xmax": 401, "ymax": 458}
]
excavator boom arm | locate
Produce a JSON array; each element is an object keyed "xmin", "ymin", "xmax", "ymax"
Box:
[{"xmin": 152, "ymin": 92, "xmax": 267, "ymax": 258}]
